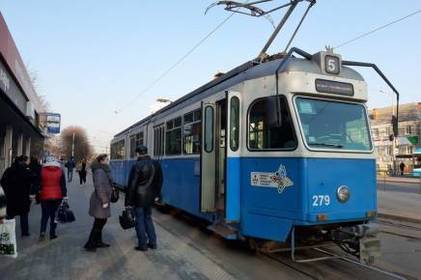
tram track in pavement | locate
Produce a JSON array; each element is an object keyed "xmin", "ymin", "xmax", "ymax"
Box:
[
  {"xmin": 376, "ymin": 218, "xmax": 421, "ymax": 240},
  {"xmin": 152, "ymin": 207, "xmax": 413, "ymax": 280},
  {"xmin": 260, "ymin": 246, "xmax": 409, "ymax": 280}
]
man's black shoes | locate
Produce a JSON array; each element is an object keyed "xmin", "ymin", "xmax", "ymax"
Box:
[
  {"xmin": 134, "ymin": 246, "xmax": 148, "ymax": 251},
  {"xmin": 147, "ymin": 243, "xmax": 157, "ymax": 250},
  {"xmin": 96, "ymin": 242, "xmax": 110, "ymax": 248}
]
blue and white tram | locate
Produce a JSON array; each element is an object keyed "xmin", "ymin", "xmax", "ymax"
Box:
[{"xmin": 110, "ymin": 48, "xmax": 398, "ymax": 263}]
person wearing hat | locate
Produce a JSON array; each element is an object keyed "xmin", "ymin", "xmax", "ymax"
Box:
[{"xmin": 125, "ymin": 145, "xmax": 163, "ymax": 251}]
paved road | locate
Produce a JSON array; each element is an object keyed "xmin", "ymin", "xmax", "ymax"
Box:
[
  {"xmin": 0, "ymin": 177, "xmax": 308, "ymax": 280},
  {"xmin": 1, "ymin": 176, "xmax": 421, "ymax": 280},
  {"xmin": 377, "ymin": 181, "xmax": 421, "ymax": 195}
]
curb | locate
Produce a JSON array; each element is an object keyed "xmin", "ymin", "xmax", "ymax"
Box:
[
  {"xmin": 378, "ymin": 212, "xmax": 421, "ymax": 224},
  {"xmin": 377, "ymin": 178, "xmax": 421, "ymax": 185}
]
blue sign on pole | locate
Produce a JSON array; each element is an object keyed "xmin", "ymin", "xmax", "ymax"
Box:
[{"xmin": 46, "ymin": 113, "xmax": 61, "ymax": 134}]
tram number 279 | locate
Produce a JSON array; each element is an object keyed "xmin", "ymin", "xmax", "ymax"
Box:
[{"xmin": 312, "ymin": 195, "xmax": 330, "ymax": 207}]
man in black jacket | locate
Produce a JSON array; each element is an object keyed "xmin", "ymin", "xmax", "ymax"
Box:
[{"xmin": 125, "ymin": 145, "xmax": 162, "ymax": 251}]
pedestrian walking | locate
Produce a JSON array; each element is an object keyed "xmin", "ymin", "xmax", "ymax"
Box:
[
  {"xmin": 0, "ymin": 156, "xmax": 33, "ymax": 237},
  {"xmin": 38, "ymin": 159, "xmax": 67, "ymax": 241},
  {"xmin": 84, "ymin": 154, "xmax": 113, "ymax": 252},
  {"xmin": 78, "ymin": 159, "xmax": 87, "ymax": 185},
  {"xmin": 399, "ymin": 162, "xmax": 405, "ymax": 176},
  {"xmin": 65, "ymin": 157, "xmax": 76, "ymax": 182},
  {"xmin": 125, "ymin": 145, "xmax": 163, "ymax": 251}
]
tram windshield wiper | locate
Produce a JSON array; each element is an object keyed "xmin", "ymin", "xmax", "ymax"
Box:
[{"xmin": 309, "ymin": 143, "xmax": 343, "ymax": 148}]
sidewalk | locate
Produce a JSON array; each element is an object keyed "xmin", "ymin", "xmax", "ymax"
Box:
[
  {"xmin": 0, "ymin": 177, "xmax": 237, "ymax": 280},
  {"xmin": 377, "ymin": 175, "xmax": 421, "ymax": 185},
  {"xmin": 378, "ymin": 190, "xmax": 421, "ymax": 223}
]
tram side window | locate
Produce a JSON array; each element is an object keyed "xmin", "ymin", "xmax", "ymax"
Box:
[
  {"xmin": 111, "ymin": 140, "xmax": 125, "ymax": 160},
  {"xmin": 130, "ymin": 132, "xmax": 144, "ymax": 158},
  {"xmin": 166, "ymin": 117, "xmax": 182, "ymax": 155},
  {"xmin": 153, "ymin": 125, "xmax": 165, "ymax": 156},
  {"xmin": 230, "ymin": 96, "xmax": 240, "ymax": 151},
  {"xmin": 183, "ymin": 109, "xmax": 201, "ymax": 154},
  {"xmin": 248, "ymin": 96, "xmax": 297, "ymax": 150}
]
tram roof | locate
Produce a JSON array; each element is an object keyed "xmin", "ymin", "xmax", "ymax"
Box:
[{"xmin": 113, "ymin": 53, "xmax": 364, "ymax": 139}]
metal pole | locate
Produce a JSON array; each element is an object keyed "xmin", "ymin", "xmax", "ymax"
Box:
[
  {"xmin": 71, "ymin": 132, "xmax": 75, "ymax": 157},
  {"xmin": 283, "ymin": 0, "xmax": 315, "ymax": 53},
  {"xmin": 258, "ymin": 1, "xmax": 298, "ymax": 59}
]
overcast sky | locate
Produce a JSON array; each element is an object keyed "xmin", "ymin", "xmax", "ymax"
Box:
[{"xmin": 1, "ymin": 1, "xmax": 420, "ymax": 152}]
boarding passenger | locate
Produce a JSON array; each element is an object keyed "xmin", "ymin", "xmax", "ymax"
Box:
[
  {"xmin": 84, "ymin": 154, "xmax": 113, "ymax": 252},
  {"xmin": 65, "ymin": 157, "xmax": 76, "ymax": 182},
  {"xmin": 38, "ymin": 159, "xmax": 67, "ymax": 241},
  {"xmin": 125, "ymin": 145, "xmax": 163, "ymax": 251},
  {"xmin": 0, "ymin": 156, "xmax": 33, "ymax": 237}
]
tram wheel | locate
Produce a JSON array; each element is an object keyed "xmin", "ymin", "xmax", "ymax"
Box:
[{"xmin": 247, "ymin": 238, "xmax": 259, "ymax": 252}]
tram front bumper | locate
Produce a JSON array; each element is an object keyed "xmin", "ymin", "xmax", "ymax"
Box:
[{"xmin": 306, "ymin": 210, "xmax": 377, "ymax": 223}]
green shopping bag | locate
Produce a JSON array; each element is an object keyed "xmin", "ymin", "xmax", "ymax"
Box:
[{"xmin": 0, "ymin": 218, "xmax": 17, "ymax": 258}]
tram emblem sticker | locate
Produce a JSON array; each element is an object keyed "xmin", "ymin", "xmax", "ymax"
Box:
[{"xmin": 251, "ymin": 164, "xmax": 294, "ymax": 194}]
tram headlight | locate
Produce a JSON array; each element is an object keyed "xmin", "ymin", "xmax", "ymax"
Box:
[{"xmin": 336, "ymin": 185, "xmax": 350, "ymax": 203}]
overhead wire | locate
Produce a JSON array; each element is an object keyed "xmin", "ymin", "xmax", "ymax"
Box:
[
  {"xmin": 113, "ymin": 10, "xmax": 238, "ymax": 115},
  {"xmin": 334, "ymin": 8, "xmax": 421, "ymax": 49}
]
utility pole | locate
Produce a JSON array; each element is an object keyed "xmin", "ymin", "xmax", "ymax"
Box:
[{"xmin": 71, "ymin": 132, "xmax": 75, "ymax": 158}]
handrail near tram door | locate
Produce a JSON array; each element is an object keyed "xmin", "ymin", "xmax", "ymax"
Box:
[{"xmin": 341, "ymin": 60, "xmax": 400, "ymax": 136}]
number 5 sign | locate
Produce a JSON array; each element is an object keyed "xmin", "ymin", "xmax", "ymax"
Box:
[{"xmin": 325, "ymin": 55, "xmax": 340, "ymax": 74}]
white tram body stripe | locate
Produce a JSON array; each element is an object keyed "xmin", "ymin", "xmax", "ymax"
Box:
[{"xmin": 111, "ymin": 58, "xmax": 374, "ymax": 161}]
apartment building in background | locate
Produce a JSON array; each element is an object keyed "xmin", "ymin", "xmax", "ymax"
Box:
[{"xmin": 369, "ymin": 102, "xmax": 421, "ymax": 174}]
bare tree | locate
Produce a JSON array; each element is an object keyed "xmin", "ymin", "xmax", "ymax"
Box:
[
  {"xmin": 43, "ymin": 136, "xmax": 62, "ymax": 158},
  {"xmin": 26, "ymin": 64, "xmax": 50, "ymax": 111},
  {"xmin": 60, "ymin": 126, "xmax": 93, "ymax": 161}
]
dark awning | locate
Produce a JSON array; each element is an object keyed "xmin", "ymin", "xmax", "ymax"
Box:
[{"xmin": 0, "ymin": 92, "xmax": 44, "ymax": 140}]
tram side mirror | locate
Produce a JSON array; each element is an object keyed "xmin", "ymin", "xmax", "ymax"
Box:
[{"xmin": 391, "ymin": 115, "xmax": 398, "ymax": 137}]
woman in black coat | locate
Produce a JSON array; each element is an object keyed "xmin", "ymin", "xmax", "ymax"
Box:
[{"xmin": 0, "ymin": 155, "xmax": 33, "ymax": 236}]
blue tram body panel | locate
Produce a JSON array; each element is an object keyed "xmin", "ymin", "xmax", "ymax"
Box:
[
  {"xmin": 112, "ymin": 158, "xmax": 215, "ymax": 221},
  {"xmin": 160, "ymin": 158, "xmax": 215, "ymax": 221},
  {"xmin": 110, "ymin": 159, "xmax": 136, "ymax": 188},
  {"xmin": 111, "ymin": 156, "xmax": 376, "ymax": 242},
  {"xmin": 237, "ymin": 157, "xmax": 376, "ymax": 242}
]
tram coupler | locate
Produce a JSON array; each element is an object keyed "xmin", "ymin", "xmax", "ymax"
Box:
[{"xmin": 331, "ymin": 224, "xmax": 381, "ymax": 265}]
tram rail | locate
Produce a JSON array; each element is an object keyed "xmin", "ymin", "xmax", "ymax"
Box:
[{"xmin": 261, "ymin": 246, "xmax": 408, "ymax": 280}]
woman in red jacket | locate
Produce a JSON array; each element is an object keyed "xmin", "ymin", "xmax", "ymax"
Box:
[{"xmin": 38, "ymin": 159, "xmax": 67, "ymax": 241}]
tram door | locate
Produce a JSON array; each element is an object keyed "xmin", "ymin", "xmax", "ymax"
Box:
[{"xmin": 200, "ymin": 99, "xmax": 226, "ymax": 213}]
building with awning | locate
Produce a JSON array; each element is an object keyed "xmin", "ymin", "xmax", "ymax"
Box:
[{"xmin": 0, "ymin": 12, "xmax": 47, "ymax": 176}]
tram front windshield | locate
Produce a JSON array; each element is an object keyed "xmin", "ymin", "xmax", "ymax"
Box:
[{"xmin": 295, "ymin": 98, "xmax": 372, "ymax": 151}]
